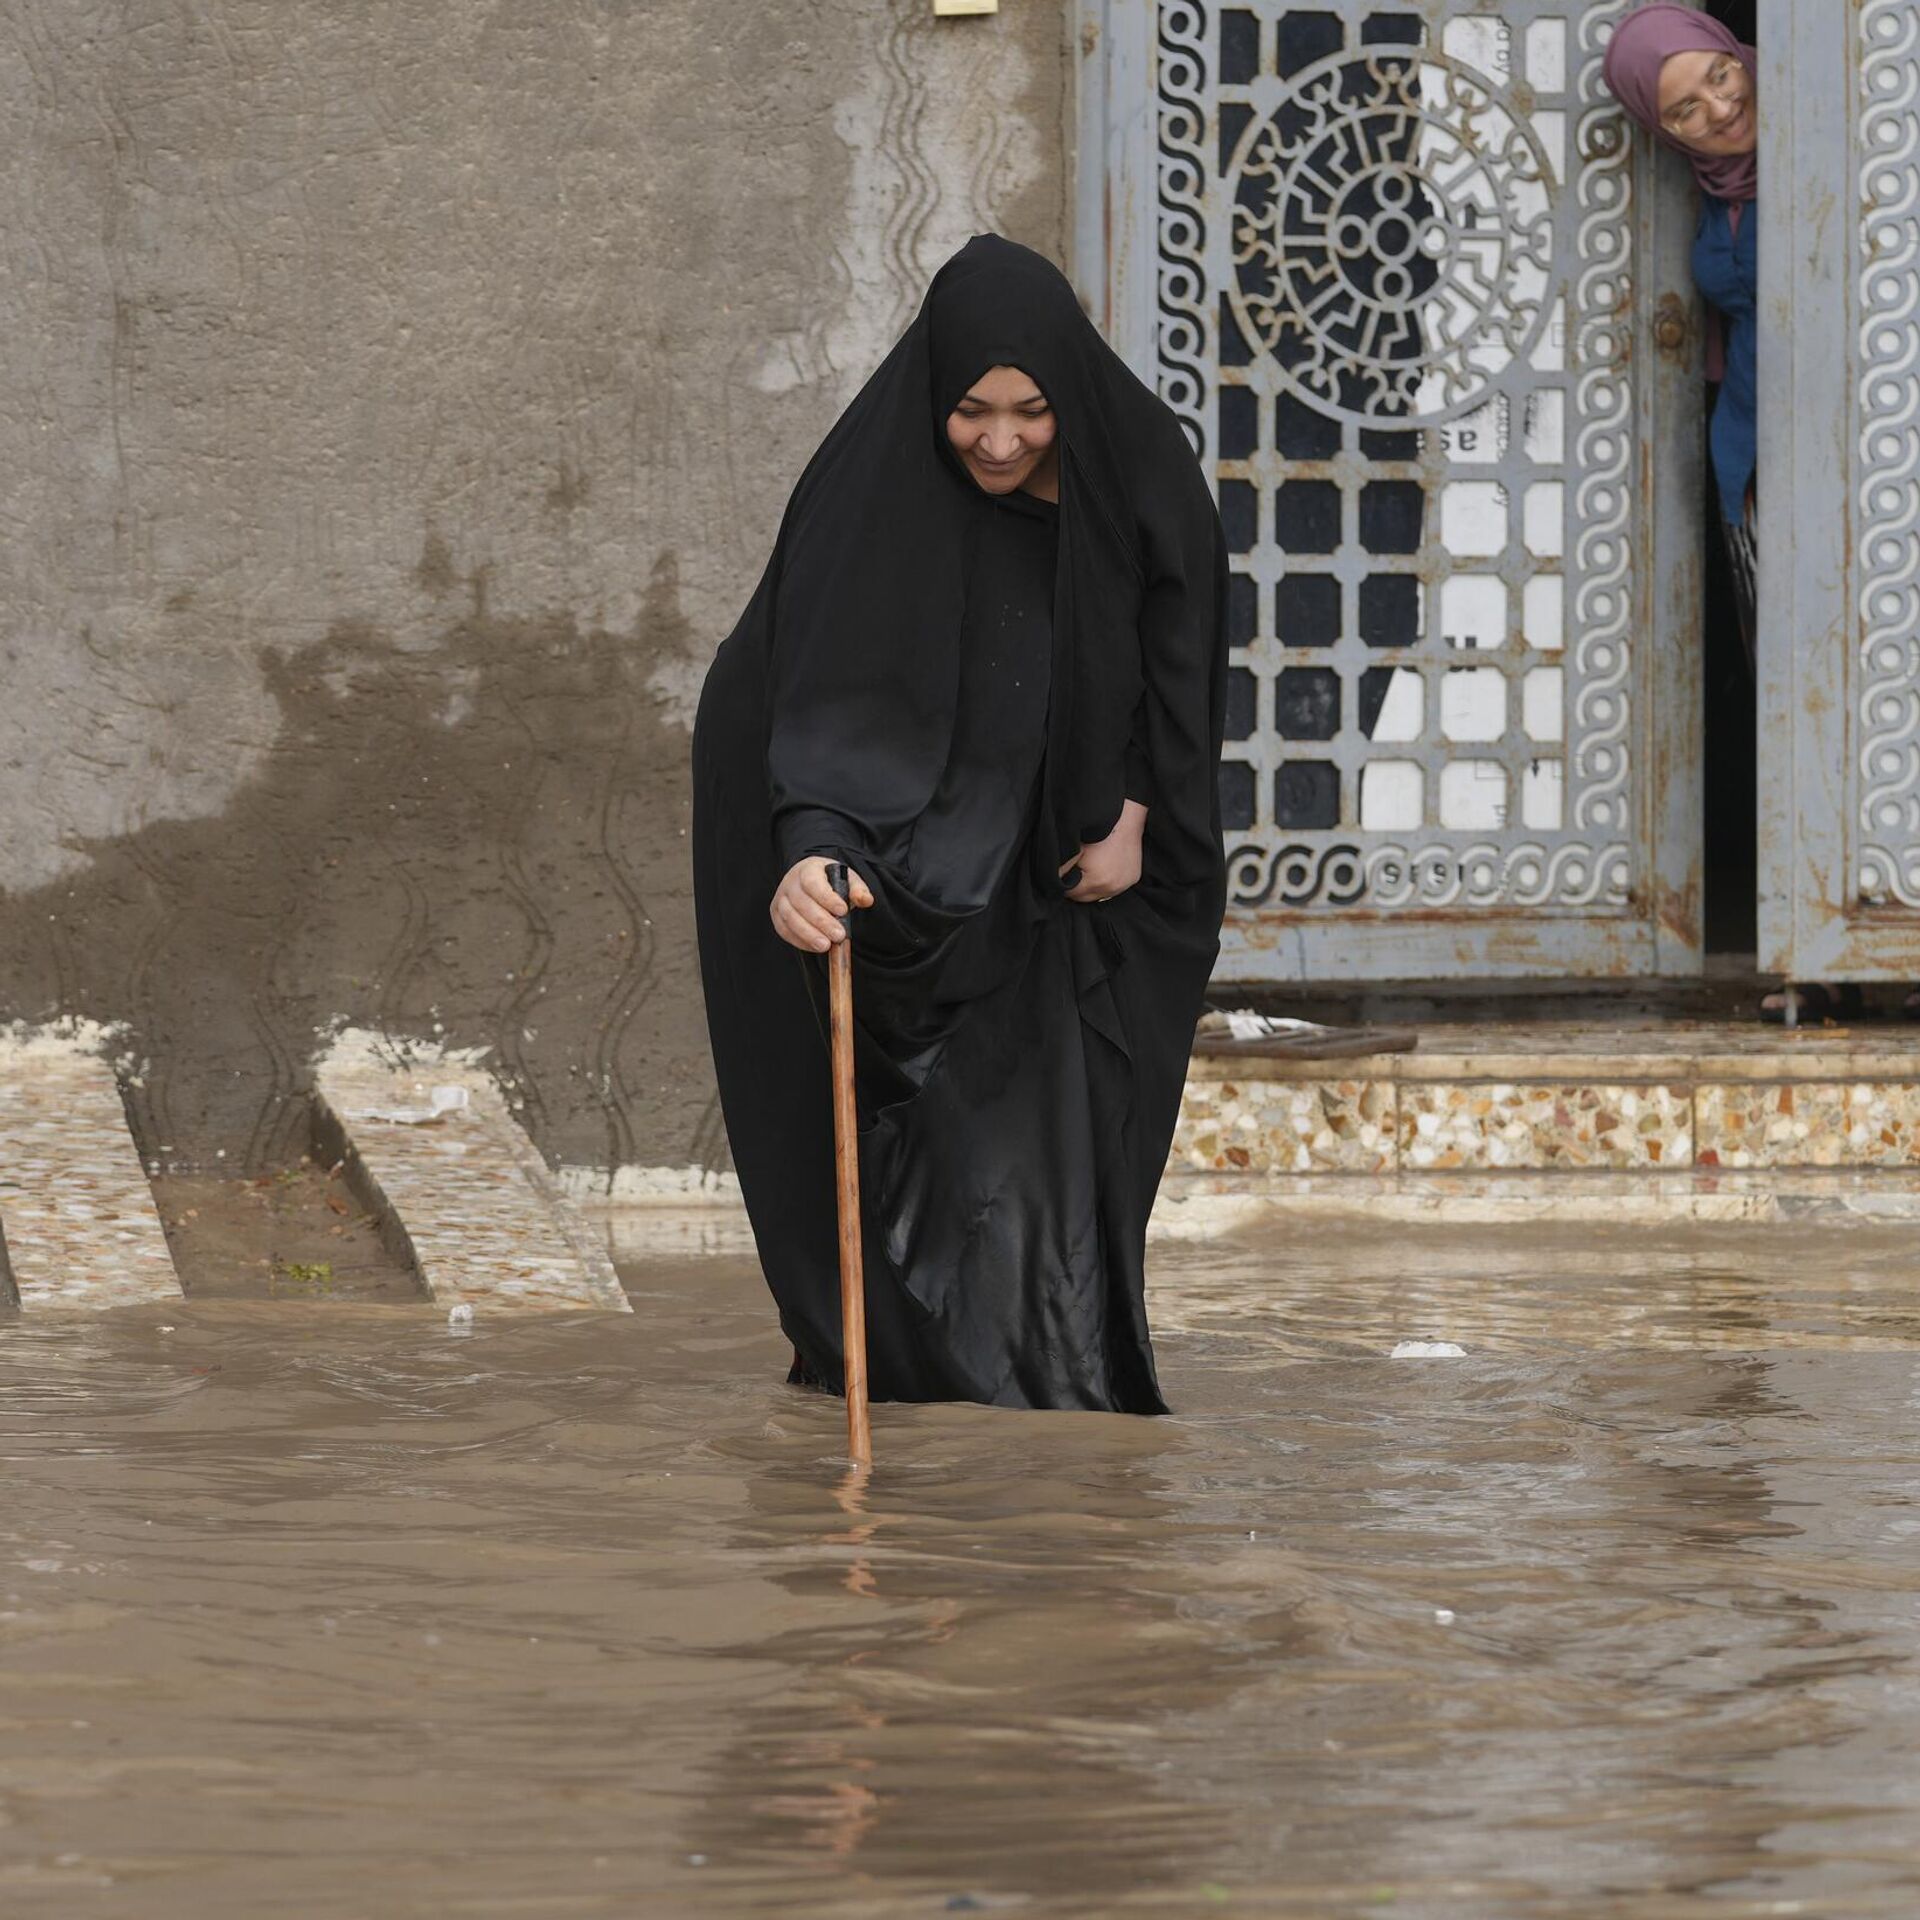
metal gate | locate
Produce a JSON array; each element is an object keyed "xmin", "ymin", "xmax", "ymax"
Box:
[
  {"xmin": 1759, "ymin": 0, "xmax": 1920, "ymax": 985},
  {"xmin": 1078, "ymin": 1, "xmax": 1704, "ymax": 981}
]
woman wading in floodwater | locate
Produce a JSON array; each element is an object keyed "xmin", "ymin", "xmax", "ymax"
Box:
[{"xmin": 692, "ymin": 236, "xmax": 1227, "ymax": 1413}]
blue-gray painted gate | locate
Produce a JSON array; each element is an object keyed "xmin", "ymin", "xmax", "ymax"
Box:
[
  {"xmin": 1078, "ymin": 1, "xmax": 1705, "ymax": 982},
  {"xmin": 1759, "ymin": 0, "xmax": 1920, "ymax": 987}
]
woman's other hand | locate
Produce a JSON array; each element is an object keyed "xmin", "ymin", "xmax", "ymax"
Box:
[
  {"xmin": 769, "ymin": 857, "xmax": 874, "ymax": 952},
  {"xmin": 1060, "ymin": 801, "xmax": 1147, "ymax": 903}
]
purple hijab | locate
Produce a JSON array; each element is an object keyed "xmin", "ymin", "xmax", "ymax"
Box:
[{"xmin": 1602, "ymin": 4, "xmax": 1758, "ymax": 205}]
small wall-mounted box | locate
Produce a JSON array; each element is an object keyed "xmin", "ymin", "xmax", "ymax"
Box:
[{"xmin": 934, "ymin": 0, "xmax": 999, "ymax": 14}]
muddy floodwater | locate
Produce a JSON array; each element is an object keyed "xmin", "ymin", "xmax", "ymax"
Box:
[{"xmin": 6, "ymin": 1223, "xmax": 1920, "ymax": 1918}]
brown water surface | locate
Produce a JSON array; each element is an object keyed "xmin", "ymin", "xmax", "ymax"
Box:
[{"xmin": 5, "ymin": 1224, "xmax": 1920, "ymax": 1917}]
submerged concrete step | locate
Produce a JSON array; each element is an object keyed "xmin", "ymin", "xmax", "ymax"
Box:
[
  {"xmin": 315, "ymin": 1032, "xmax": 631, "ymax": 1313},
  {"xmin": 0, "ymin": 1030, "xmax": 182, "ymax": 1309},
  {"xmin": 568, "ymin": 1023, "xmax": 1920, "ymax": 1255},
  {"xmin": 1155, "ymin": 1167, "xmax": 1920, "ymax": 1230}
]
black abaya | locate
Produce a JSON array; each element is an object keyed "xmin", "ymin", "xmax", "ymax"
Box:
[{"xmin": 692, "ymin": 235, "xmax": 1227, "ymax": 1414}]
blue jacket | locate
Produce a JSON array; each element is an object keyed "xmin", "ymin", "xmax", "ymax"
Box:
[{"xmin": 1693, "ymin": 195, "xmax": 1757, "ymax": 525}]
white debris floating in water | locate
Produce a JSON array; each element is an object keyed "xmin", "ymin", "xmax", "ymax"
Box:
[
  {"xmin": 363, "ymin": 1084, "xmax": 472, "ymax": 1126},
  {"xmin": 1390, "ymin": 1340, "xmax": 1468, "ymax": 1358},
  {"xmin": 447, "ymin": 1304, "xmax": 475, "ymax": 1333}
]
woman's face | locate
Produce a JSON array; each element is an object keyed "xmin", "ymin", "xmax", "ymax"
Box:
[
  {"xmin": 945, "ymin": 366, "xmax": 1057, "ymax": 495},
  {"xmin": 1656, "ymin": 47, "xmax": 1756, "ymax": 157}
]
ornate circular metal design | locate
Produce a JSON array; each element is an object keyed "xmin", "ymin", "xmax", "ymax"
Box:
[{"xmin": 1226, "ymin": 47, "xmax": 1557, "ymax": 427}]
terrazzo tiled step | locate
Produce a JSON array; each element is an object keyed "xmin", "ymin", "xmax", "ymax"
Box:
[
  {"xmin": 0, "ymin": 1034, "xmax": 181, "ymax": 1309},
  {"xmin": 1175, "ymin": 1022, "xmax": 1920, "ymax": 1175},
  {"xmin": 316, "ymin": 1033, "xmax": 631, "ymax": 1313}
]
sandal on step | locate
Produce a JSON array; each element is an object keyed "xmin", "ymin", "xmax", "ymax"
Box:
[
  {"xmin": 1194, "ymin": 1010, "xmax": 1420, "ymax": 1061},
  {"xmin": 1759, "ymin": 982, "xmax": 1865, "ymax": 1026}
]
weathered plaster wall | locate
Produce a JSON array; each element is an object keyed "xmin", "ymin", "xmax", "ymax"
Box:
[{"xmin": 0, "ymin": 0, "xmax": 1070, "ymax": 1177}]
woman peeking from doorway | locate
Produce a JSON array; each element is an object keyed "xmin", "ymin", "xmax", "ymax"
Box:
[
  {"xmin": 692, "ymin": 236, "xmax": 1228, "ymax": 1414},
  {"xmin": 1605, "ymin": 8, "xmax": 1853, "ymax": 1023},
  {"xmin": 1604, "ymin": 7, "xmax": 1757, "ymax": 657}
]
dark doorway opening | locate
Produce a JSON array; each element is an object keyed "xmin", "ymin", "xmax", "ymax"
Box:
[{"xmin": 1701, "ymin": 0, "xmax": 1758, "ymax": 956}]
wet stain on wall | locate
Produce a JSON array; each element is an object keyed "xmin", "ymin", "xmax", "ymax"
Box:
[
  {"xmin": 0, "ymin": 0, "xmax": 1069, "ymax": 1180},
  {"xmin": 0, "ymin": 600, "xmax": 717, "ymax": 1178}
]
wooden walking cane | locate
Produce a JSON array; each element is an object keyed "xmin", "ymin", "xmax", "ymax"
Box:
[{"xmin": 825, "ymin": 862, "xmax": 873, "ymax": 1466}]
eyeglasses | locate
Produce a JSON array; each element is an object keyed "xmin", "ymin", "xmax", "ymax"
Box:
[{"xmin": 1663, "ymin": 54, "xmax": 1743, "ymax": 136}]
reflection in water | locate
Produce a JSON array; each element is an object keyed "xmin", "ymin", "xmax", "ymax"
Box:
[{"xmin": 3, "ymin": 1227, "xmax": 1920, "ymax": 1917}]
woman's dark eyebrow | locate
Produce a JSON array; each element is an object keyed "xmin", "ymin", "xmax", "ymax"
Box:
[{"xmin": 958, "ymin": 391, "xmax": 1049, "ymax": 409}]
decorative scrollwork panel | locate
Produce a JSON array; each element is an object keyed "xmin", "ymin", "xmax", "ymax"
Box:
[
  {"xmin": 1155, "ymin": 2, "xmax": 1649, "ymax": 925},
  {"xmin": 1855, "ymin": 0, "xmax": 1920, "ymax": 912}
]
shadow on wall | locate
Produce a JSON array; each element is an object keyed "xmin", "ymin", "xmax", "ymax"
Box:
[{"xmin": 0, "ymin": 557, "xmax": 724, "ymax": 1180}]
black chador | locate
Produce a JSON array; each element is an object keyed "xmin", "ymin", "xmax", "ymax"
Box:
[{"xmin": 692, "ymin": 236, "xmax": 1227, "ymax": 1414}]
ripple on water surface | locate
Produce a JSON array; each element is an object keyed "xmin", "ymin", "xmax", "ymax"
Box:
[{"xmin": 3, "ymin": 1226, "xmax": 1920, "ymax": 1918}]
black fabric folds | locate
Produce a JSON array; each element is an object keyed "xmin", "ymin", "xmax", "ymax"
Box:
[{"xmin": 692, "ymin": 235, "xmax": 1227, "ymax": 1414}]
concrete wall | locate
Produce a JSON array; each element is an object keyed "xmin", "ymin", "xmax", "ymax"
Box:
[{"xmin": 0, "ymin": 0, "xmax": 1071, "ymax": 1181}]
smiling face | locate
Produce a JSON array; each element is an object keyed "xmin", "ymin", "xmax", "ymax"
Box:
[
  {"xmin": 1656, "ymin": 46, "xmax": 1756, "ymax": 157},
  {"xmin": 944, "ymin": 365, "xmax": 1058, "ymax": 497}
]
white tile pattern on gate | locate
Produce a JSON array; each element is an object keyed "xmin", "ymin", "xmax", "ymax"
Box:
[
  {"xmin": 0, "ymin": 1035, "xmax": 181, "ymax": 1308},
  {"xmin": 315, "ymin": 1033, "xmax": 630, "ymax": 1313}
]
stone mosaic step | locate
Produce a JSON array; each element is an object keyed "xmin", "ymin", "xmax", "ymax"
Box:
[
  {"xmin": 1178, "ymin": 1022, "xmax": 1920, "ymax": 1175},
  {"xmin": 0, "ymin": 1032, "xmax": 182, "ymax": 1309},
  {"xmin": 315, "ymin": 1032, "xmax": 630, "ymax": 1313}
]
